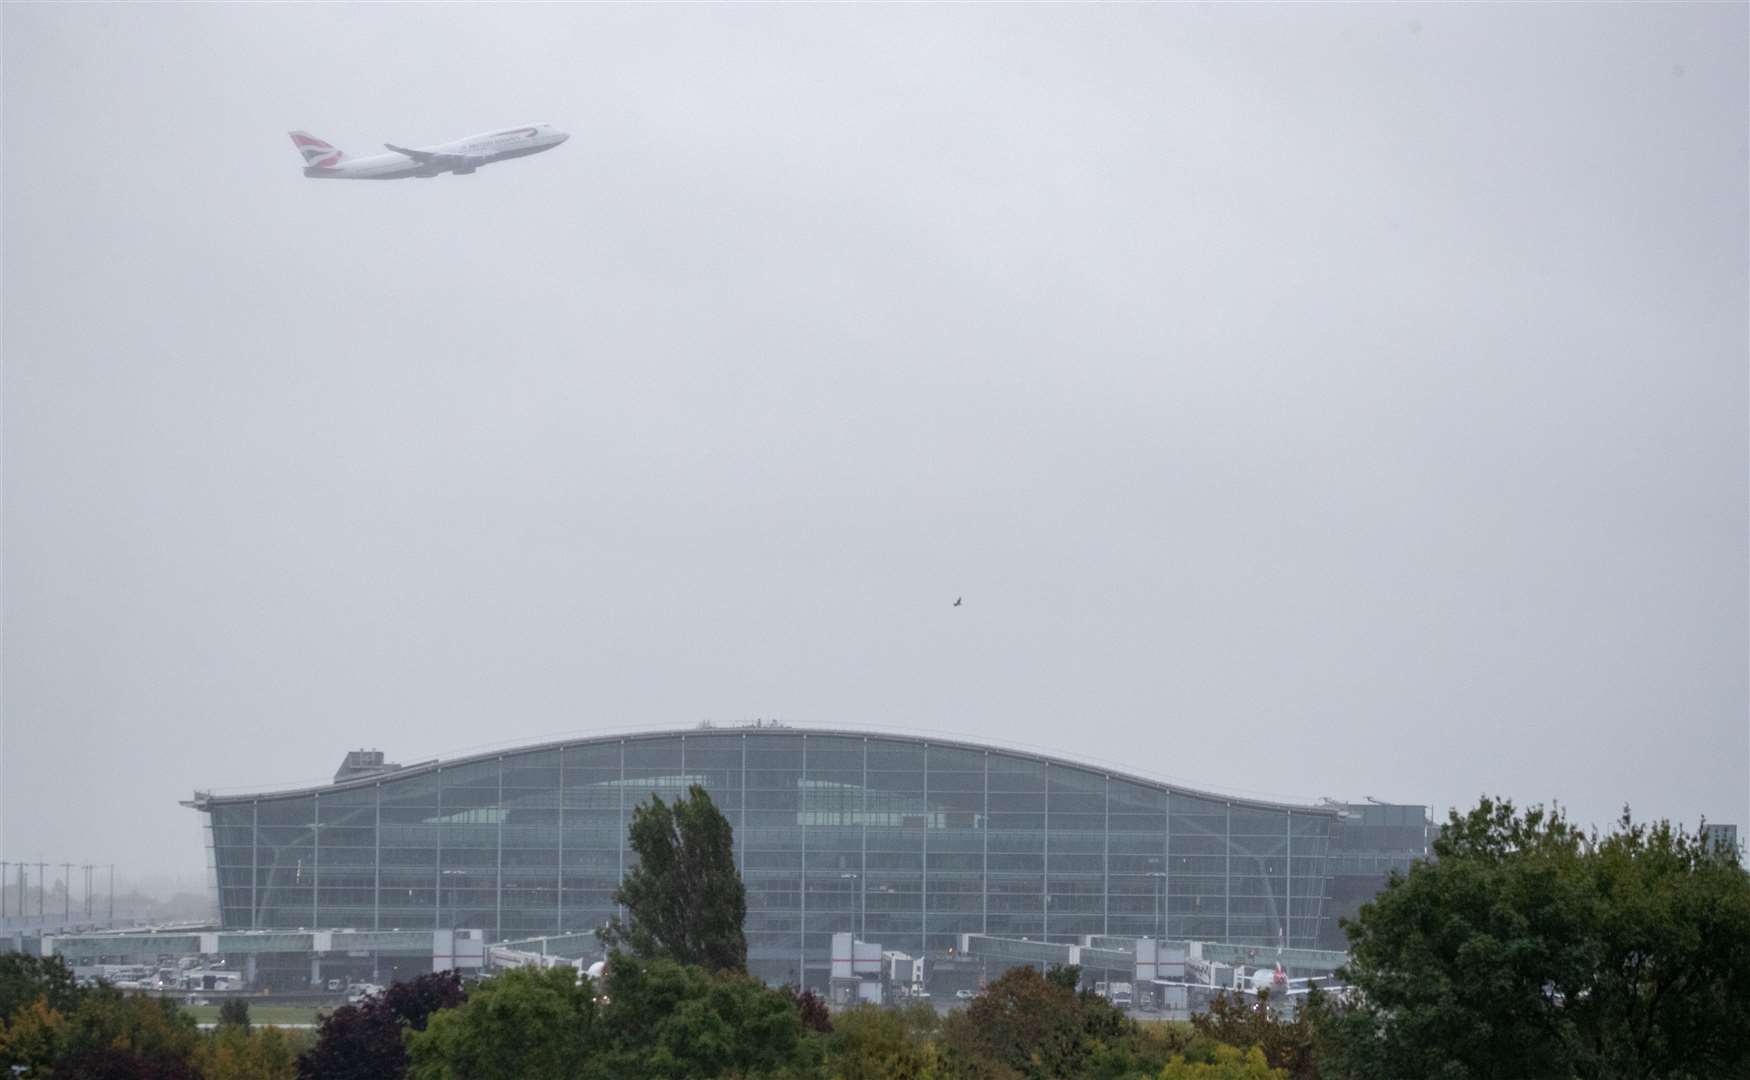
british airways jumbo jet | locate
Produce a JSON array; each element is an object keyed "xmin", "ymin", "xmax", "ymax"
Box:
[{"xmin": 290, "ymin": 123, "xmax": 569, "ymax": 179}]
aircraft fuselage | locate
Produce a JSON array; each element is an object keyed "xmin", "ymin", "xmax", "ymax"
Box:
[{"xmin": 295, "ymin": 124, "xmax": 569, "ymax": 180}]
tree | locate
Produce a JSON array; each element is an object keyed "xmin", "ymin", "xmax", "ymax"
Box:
[
  {"xmin": 52, "ymin": 1044, "xmax": 201, "ymax": 1079},
  {"xmin": 1, "ymin": 982, "xmax": 210, "ymax": 1078},
  {"xmin": 0, "ymin": 998, "xmax": 71, "ymax": 1074},
  {"xmin": 1191, "ymin": 990, "xmax": 1318, "ymax": 1080},
  {"xmin": 382, "ymin": 970, "xmax": 468, "ymax": 1031},
  {"xmin": 406, "ymin": 966, "xmax": 600, "ymax": 1080},
  {"xmin": 824, "ymin": 1004, "xmax": 943, "ymax": 1080},
  {"xmin": 298, "ymin": 971, "xmax": 468, "ymax": 1080},
  {"xmin": 1319, "ymin": 797, "xmax": 1750, "ymax": 1079},
  {"xmin": 218, "ymin": 997, "xmax": 252, "ymax": 1033},
  {"xmin": 593, "ymin": 954, "xmax": 820, "ymax": 1079},
  {"xmin": 297, "ymin": 1000, "xmax": 406, "ymax": 1080},
  {"xmin": 195, "ymin": 1025, "xmax": 304, "ymax": 1080},
  {"xmin": 1085, "ymin": 1020, "xmax": 1200, "ymax": 1080},
  {"xmin": 600, "ymin": 785, "xmax": 748, "ymax": 973},
  {"xmin": 781, "ymin": 983, "xmax": 833, "ymax": 1034},
  {"xmin": 1158, "ymin": 1044, "xmax": 1285, "ymax": 1079},
  {"xmin": 63, "ymin": 988, "xmax": 203, "ymax": 1067},
  {"xmin": 940, "ymin": 965, "xmax": 1133, "ymax": 1080},
  {"xmin": 0, "ymin": 953, "xmax": 81, "ymax": 1022}
]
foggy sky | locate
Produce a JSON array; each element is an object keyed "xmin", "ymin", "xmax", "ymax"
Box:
[{"xmin": 3, "ymin": 3, "xmax": 1746, "ymax": 883}]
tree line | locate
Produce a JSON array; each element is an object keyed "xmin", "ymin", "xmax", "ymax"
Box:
[{"xmin": 1, "ymin": 787, "xmax": 1745, "ymax": 1078}]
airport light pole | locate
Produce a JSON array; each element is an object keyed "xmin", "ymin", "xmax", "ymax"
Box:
[{"xmin": 0, "ymin": 862, "xmax": 8, "ymax": 919}]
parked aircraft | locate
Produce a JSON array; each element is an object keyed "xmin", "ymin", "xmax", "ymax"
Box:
[
  {"xmin": 289, "ymin": 124, "xmax": 568, "ymax": 180},
  {"xmin": 1244, "ymin": 961, "xmax": 1290, "ymax": 996}
]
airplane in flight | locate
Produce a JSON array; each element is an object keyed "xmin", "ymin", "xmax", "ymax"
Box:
[{"xmin": 289, "ymin": 123, "xmax": 569, "ymax": 180}]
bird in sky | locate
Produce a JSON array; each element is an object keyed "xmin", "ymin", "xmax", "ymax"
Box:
[{"xmin": 953, "ymin": 596, "xmax": 963, "ymax": 607}]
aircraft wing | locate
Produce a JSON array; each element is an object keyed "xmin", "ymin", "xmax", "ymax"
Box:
[
  {"xmin": 384, "ymin": 143, "xmax": 486, "ymax": 167},
  {"xmin": 384, "ymin": 142, "xmax": 441, "ymax": 162}
]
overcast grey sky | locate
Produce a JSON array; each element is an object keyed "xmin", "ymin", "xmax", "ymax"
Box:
[{"xmin": 3, "ymin": 3, "xmax": 1745, "ymax": 884}]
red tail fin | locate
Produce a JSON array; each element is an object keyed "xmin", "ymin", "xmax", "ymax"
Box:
[{"xmin": 289, "ymin": 131, "xmax": 345, "ymax": 168}]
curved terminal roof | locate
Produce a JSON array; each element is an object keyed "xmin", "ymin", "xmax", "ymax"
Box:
[{"xmin": 187, "ymin": 726, "xmax": 1336, "ymax": 817}]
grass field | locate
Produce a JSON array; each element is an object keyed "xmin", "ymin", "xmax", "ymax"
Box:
[{"xmin": 184, "ymin": 1004, "xmax": 325, "ymax": 1027}]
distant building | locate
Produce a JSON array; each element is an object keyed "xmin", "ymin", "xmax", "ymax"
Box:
[
  {"xmin": 1702, "ymin": 823, "xmax": 1740, "ymax": 863},
  {"xmin": 186, "ymin": 728, "xmax": 1430, "ymax": 988}
]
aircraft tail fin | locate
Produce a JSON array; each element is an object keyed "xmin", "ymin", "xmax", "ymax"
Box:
[{"xmin": 290, "ymin": 131, "xmax": 345, "ymax": 169}]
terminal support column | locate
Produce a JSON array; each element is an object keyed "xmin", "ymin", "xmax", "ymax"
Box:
[
  {"xmin": 861, "ymin": 738, "xmax": 869, "ymax": 942},
  {"xmin": 1162, "ymin": 793, "xmax": 1170, "ymax": 940},
  {"xmin": 1224, "ymin": 803, "xmax": 1231, "ymax": 943},
  {"xmin": 557, "ymin": 750, "xmax": 566, "ymax": 934},
  {"xmin": 1042, "ymin": 764, "xmax": 1050, "ymax": 942},
  {"xmin": 495, "ymin": 757, "xmax": 504, "ymax": 940},
  {"xmin": 981, "ymin": 751, "xmax": 989, "ymax": 937},
  {"xmin": 617, "ymin": 742, "xmax": 626, "ymax": 923},
  {"xmin": 434, "ymin": 768, "xmax": 443, "ymax": 930},
  {"xmin": 1285, "ymin": 812, "xmax": 1292, "ymax": 949},
  {"xmin": 800, "ymin": 735, "xmax": 807, "ymax": 985},
  {"xmin": 1102, "ymin": 775, "xmax": 1110, "ymax": 937},
  {"xmin": 312, "ymin": 793, "xmax": 320, "ymax": 929}
]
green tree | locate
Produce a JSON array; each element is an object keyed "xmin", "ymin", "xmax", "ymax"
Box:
[
  {"xmin": 0, "ymin": 953, "xmax": 81, "ymax": 1022},
  {"xmin": 64, "ymin": 987, "xmax": 203, "ymax": 1064},
  {"xmin": 594, "ymin": 954, "xmax": 819, "ymax": 1079},
  {"xmin": 1319, "ymin": 797, "xmax": 1750, "ymax": 1079},
  {"xmin": 1158, "ymin": 1044, "xmax": 1285, "ymax": 1079},
  {"xmin": 1086, "ymin": 1021, "xmax": 1200, "ymax": 1080},
  {"xmin": 218, "ymin": 997, "xmax": 252, "ymax": 1032},
  {"xmin": 1191, "ymin": 990, "xmax": 1317, "ymax": 1080},
  {"xmin": 600, "ymin": 785, "xmax": 748, "ymax": 974},
  {"xmin": 195, "ymin": 1024, "xmax": 304, "ymax": 1080},
  {"xmin": 0, "ymin": 998, "xmax": 71, "ymax": 1074},
  {"xmin": 824, "ymin": 1004, "xmax": 943, "ymax": 1080},
  {"xmin": 940, "ymin": 965, "xmax": 1133, "ymax": 1080},
  {"xmin": 407, "ymin": 965, "xmax": 601, "ymax": 1080}
]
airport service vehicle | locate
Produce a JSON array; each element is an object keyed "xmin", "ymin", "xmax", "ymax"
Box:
[{"xmin": 289, "ymin": 124, "xmax": 569, "ymax": 180}]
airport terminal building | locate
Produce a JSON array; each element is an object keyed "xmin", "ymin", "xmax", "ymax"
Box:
[{"xmin": 188, "ymin": 727, "xmax": 1427, "ymax": 987}]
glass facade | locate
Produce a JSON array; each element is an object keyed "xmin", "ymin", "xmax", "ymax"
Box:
[
  {"xmin": 197, "ymin": 729, "xmax": 1343, "ymax": 986},
  {"xmin": 1317, "ymin": 801, "xmax": 1434, "ymax": 949}
]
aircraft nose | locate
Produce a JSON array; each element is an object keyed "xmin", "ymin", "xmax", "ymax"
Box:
[{"xmin": 554, "ymin": 130, "xmax": 570, "ymax": 143}]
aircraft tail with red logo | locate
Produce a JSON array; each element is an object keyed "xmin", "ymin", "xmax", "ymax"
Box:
[{"xmin": 289, "ymin": 131, "xmax": 346, "ymax": 170}]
